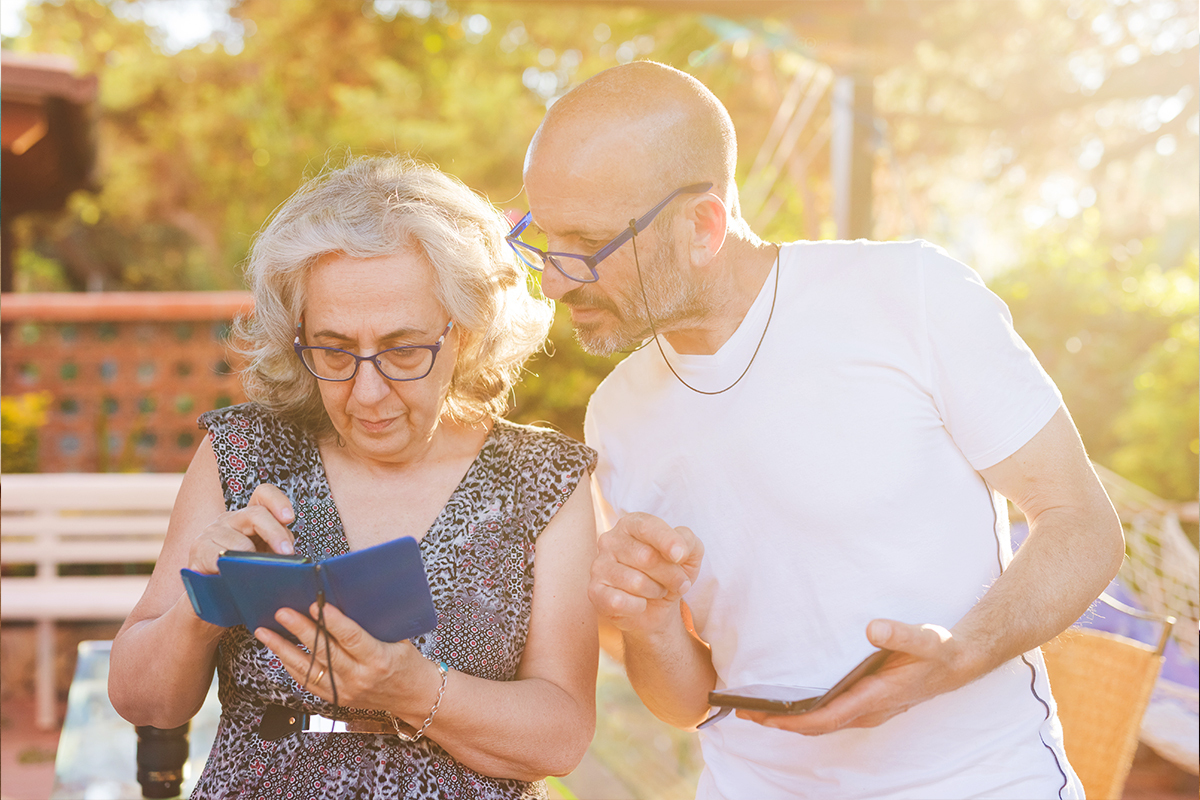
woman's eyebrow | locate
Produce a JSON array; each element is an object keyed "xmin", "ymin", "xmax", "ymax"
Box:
[{"xmin": 310, "ymin": 325, "xmax": 431, "ymax": 343}]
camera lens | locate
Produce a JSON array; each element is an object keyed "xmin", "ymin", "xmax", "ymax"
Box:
[{"xmin": 135, "ymin": 722, "xmax": 190, "ymax": 799}]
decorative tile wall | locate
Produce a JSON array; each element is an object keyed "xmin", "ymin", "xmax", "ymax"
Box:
[{"xmin": 1, "ymin": 293, "xmax": 253, "ymax": 472}]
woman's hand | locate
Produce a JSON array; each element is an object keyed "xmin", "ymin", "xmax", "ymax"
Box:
[
  {"xmin": 186, "ymin": 484, "xmax": 297, "ymax": 574},
  {"xmin": 255, "ymin": 602, "xmax": 442, "ymax": 722}
]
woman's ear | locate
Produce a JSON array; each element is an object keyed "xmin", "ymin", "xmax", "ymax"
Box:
[{"xmin": 685, "ymin": 194, "xmax": 728, "ymax": 268}]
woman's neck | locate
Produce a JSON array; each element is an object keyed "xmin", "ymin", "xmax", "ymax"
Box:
[{"xmin": 318, "ymin": 418, "xmax": 493, "ymax": 549}]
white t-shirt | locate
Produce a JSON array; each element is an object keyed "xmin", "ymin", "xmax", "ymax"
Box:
[{"xmin": 585, "ymin": 240, "xmax": 1083, "ymax": 800}]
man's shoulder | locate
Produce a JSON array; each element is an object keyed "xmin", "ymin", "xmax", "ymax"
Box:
[
  {"xmin": 781, "ymin": 239, "xmax": 981, "ymax": 302},
  {"xmin": 783, "ymin": 237, "xmax": 952, "ymax": 270}
]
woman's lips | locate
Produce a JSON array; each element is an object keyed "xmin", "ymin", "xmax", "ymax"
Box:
[{"xmin": 355, "ymin": 416, "xmax": 396, "ymax": 433}]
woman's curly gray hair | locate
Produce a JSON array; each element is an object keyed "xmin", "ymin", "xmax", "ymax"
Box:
[{"xmin": 235, "ymin": 155, "xmax": 552, "ymax": 434}]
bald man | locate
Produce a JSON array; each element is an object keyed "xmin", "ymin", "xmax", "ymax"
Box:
[{"xmin": 510, "ymin": 61, "xmax": 1122, "ymax": 799}]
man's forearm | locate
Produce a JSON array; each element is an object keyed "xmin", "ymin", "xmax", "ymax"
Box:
[
  {"xmin": 622, "ymin": 610, "xmax": 718, "ymax": 730},
  {"xmin": 950, "ymin": 497, "xmax": 1124, "ymax": 681},
  {"xmin": 952, "ymin": 407, "xmax": 1126, "ymax": 682}
]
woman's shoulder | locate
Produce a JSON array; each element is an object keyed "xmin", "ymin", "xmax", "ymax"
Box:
[
  {"xmin": 197, "ymin": 402, "xmax": 309, "ymax": 450},
  {"xmin": 490, "ymin": 419, "xmax": 597, "ymax": 473},
  {"xmin": 197, "ymin": 403, "xmax": 318, "ymax": 502},
  {"xmin": 199, "ymin": 402, "xmax": 288, "ymax": 433},
  {"xmin": 484, "ymin": 420, "xmax": 595, "ymax": 532},
  {"xmin": 198, "ymin": 401, "xmax": 255, "ymax": 425}
]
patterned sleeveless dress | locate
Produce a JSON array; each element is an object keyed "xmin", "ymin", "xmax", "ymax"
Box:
[{"xmin": 189, "ymin": 403, "xmax": 596, "ymax": 800}]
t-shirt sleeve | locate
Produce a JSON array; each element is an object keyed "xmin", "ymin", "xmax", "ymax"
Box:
[{"xmin": 921, "ymin": 245, "xmax": 1062, "ymax": 470}]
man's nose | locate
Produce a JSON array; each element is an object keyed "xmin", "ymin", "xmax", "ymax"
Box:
[{"xmin": 537, "ymin": 260, "xmax": 574, "ymax": 300}]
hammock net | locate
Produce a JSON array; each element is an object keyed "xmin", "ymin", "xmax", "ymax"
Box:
[{"xmin": 1094, "ymin": 463, "xmax": 1199, "ymax": 664}]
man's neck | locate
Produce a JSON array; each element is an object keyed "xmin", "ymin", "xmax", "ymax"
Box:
[{"xmin": 662, "ymin": 237, "xmax": 778, "ymax": 356}]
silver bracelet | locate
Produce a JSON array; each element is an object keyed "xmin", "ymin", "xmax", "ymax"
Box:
[{"xmin": 392, "ymin": 660, "xmax": 449, "ymax": 743}]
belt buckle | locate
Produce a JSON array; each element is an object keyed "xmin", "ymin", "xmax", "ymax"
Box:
[
  {"xmin": 258, "ymin": 704, "xmax": 394, "ymax": 740},
  {"xmin": 305, "ymin": 716, "xmax": 394, "ymax": 735}
]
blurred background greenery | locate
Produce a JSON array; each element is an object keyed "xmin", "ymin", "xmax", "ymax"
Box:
[{"xmin": 2, "ymin": 0, "xmax": 1196, "ymax": 507}]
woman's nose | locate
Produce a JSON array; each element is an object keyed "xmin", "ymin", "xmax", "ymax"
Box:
[{"xmin": 351, "ymin": 359, "xmax": 392, "ymax": 402}]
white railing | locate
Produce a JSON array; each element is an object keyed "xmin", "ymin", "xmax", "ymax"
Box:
[{"xmin": 1, "ymin": 472, "xmax": 183, "ymax": 729}]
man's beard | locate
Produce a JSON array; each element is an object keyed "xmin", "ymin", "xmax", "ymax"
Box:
[{"xmin": 561, "ymin": 237, "xmax": 712, "ymax": 357}]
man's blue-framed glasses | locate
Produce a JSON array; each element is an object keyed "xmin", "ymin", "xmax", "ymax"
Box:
[
  {"xmin": 506, "ymin": 182, "xmax": 713, "ymax": 283},
  {"xmin": 293, "ymin": 320, "xmax": 454, "ymax": 382}
]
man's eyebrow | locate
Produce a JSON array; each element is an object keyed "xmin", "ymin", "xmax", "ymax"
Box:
[
  {"xmin": 529, "ymin": 212, "xmax": 616, "ymax": 241},
  {"xmin": 571, "ymin": 228, "xmax": 619, "ymax": 240},
  {"xmin": 536, "ymin": 221, "xmax": 618, "ymax": 241}
]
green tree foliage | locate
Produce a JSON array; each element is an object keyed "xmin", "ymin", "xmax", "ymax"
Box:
[
  {"xmin": 1110, "ymin": 290, "xmax": 1199, "ymax": 502},
  {"xmin": 7, "ymin": 0, "xmax": 720, "ymax": 292},
  {"xmin": 7, "ymin": 0, "xmax": 712, "ymax": 438},
  {"xmin": 5, "ymin": 0, "xmax": 1196, "ymax": 499},
  {"xmin": 873, "ymin": 0, "xmax": 1198, "ymax": 252},
  {"xmin": 992, "ymin": 222, "xmax": 1199, "ymax": 502},
  {"xmin": 509, "ymin": 306, "xmax": 628, "ymax": 437}
]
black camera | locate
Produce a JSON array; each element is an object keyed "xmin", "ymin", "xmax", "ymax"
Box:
[{"xmin": 135, "ymin": 722, "xmax": 190, "ymax": 799}]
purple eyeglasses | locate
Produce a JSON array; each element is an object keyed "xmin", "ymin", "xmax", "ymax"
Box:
[
  {"xmin": 506, "ymin": 182, "xmax": 713, "ymax": 283},
  {"xmin": 293, "ymin": 320, "xmax": 454, "ymax": 382}
]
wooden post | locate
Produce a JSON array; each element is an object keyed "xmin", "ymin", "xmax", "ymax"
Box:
[
  {"xmin": 35, "ymin": 506, "xmax": 59, "ymax": 730},
  {"xmin": 36, "ymin": 619, "xmax": 57, "ymax": 730},
  {"xmin": 831, "ymin": 72, "xmax": 875, "ymax": 240}
]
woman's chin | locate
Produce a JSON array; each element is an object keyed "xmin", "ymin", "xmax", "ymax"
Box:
[{"xmin": 338, "ymin": 419, "xmax": 438, "ymax": 462}]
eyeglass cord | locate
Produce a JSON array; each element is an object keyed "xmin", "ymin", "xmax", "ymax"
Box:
[
  {"xmin": 302, "ymin": 569, "xmax": 340, "ymax": 722},
  {"xmin": 630, "ymin": 222, "xmax": 780, "ymax": 396}
]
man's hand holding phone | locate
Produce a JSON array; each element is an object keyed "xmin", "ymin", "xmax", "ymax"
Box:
[
  {"xmin": 736, "ymin": 620, "xmax": 975, "ymax": 735},
  {"xmin": 587, "ymin": 512, "xmax": 704, "ymax": 634},
  {"xmin": 702, "ymin": 648, "xmax": 891, "ymax": 730}
]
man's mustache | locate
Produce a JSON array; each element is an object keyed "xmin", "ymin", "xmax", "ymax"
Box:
[{"xmin": 559, "ymin": 287, "xmax": 621, "ymax": 317}]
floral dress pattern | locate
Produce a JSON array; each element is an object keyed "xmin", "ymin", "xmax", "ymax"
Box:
[{"xmin": 189, "ymin": 403, "xmax": 595, "ymax": 800}]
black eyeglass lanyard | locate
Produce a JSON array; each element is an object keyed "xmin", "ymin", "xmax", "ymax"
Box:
[
  {"xmin": 629, "ymin": 222, "xmax": 780, "ymax": 396},
  {"xmin": 296, "ymin": 510, "xmax": 337, "ymax": 720},
  {"xmin": 301, "ymin": 566, "xmax": 341, "ymax": 720}
]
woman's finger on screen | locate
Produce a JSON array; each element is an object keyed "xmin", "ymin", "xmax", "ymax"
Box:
[
  {"xmin": 186, "ymin": 524, "xmax": 256, "ymax": 574},
  {"xmin": 248, "ymin": 484, "xmax": 296, "ymax": 526},
  {"xmin": 227, "ymin": 504, "xmax": 296, "ymax": 556}
]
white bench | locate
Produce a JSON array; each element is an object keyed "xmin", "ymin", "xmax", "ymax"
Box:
[{"xmin": 1, "ymin": 472, "xmax": 183, "ymax": 730}]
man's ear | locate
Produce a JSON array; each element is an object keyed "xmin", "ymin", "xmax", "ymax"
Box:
[{"xmin": 685, "ymin": 194, "xmax": 728, "ymax": 268}]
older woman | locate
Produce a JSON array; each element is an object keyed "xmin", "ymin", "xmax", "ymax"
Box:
[{"xmin": 108, "ymin": 156, "xmax": 598, "ymax": 799}]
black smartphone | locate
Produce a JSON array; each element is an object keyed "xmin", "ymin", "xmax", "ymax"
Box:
[
  {"xmin": 218, "ymin": 549, "xmax": 310, "ymax": 564},
  {"xmin": 708, "ymin": 648, "xmax": 891, "ymax": 715}
]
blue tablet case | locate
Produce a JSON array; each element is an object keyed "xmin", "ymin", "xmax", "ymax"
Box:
[{"xmin": 180, "ymin": 536, "xmax": 438, "ymax": 643}]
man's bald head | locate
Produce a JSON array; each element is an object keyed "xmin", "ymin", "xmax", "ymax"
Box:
[{"xmin": 526, "ymin": 61, "xmax": 742, "ymax": 221}]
